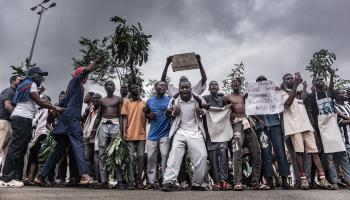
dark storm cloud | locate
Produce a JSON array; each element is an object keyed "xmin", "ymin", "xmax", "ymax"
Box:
[{"xmin": 1, "ymin": 0, "xmax": 349, "ymax": 100}]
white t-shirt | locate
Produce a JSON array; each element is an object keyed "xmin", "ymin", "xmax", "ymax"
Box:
[
  {"xmin": 177, "ymin": 97, "xmax": 202, "ymax": 138},
  {"xmin": 11, "ymin": 83, "xmax": 38, "ymax": 119},
  {"xmin": 167, "ymin": 80, "xmax": 206, "ymax": 97},
  {"xmin": 282, "ymin": 90, "xmax": 314, "ymax": 136}
]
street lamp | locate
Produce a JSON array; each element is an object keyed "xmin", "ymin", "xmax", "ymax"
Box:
[{"xmin": 27, "ymin": 0, "xmax": 56, "ymax": 67}]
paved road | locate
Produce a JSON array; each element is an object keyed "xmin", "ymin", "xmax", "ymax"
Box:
[{"xmin": 1, "ymin": 187, "xmax": 349, "ymax": 200}]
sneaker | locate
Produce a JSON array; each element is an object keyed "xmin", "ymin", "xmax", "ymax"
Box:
[
  {"xmin": 115, "ymin": 182, "xmax": 127, "ymax": 189},
  {"xmin": 301, "ymin": 178, "xmax": 309, "ymax": 190},
  {"xmin": 127, "ymin": 183, "xmax": 135, "ymax": 190},
  {"xmin": 162, "ymin": 183, "xmax": 173, "ymax": 192},
  {"xmin": 136, "ymin": 183, "xmax": 144, "ymax": 189},
  {"xmin": 146, "ymin": 183, "xmax": 159, "ymax": 190},
  {"xmin": 191, "ymin": 183, "xmax": 208, "ymax": 191},
  {"xmin": 318, "ymin": 177, "xmax": 334, "ymax": 190},
  {"xmin": 7, "ymin": 180, "xmax": 24, "ymax": 188}
]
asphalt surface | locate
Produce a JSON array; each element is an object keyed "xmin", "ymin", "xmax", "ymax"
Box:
[{"xmin": 1, "ymin": 187, "xmax": 350, "ymax": 200}]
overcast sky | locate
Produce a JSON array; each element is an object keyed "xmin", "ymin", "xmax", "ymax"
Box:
[{"xmin": 1, "ymin": 0, "xmax": 349, "ymax": 101}]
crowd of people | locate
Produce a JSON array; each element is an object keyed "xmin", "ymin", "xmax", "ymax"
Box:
[{"xmin": 0, "ymin": 54, "xmax": 350, "ymax": 192}]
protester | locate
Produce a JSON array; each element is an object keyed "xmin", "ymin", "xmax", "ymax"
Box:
[
  {"xmin": 331, "ymin": 89, "xmax": 350, "ymax": 187},
  {"xmin": 224, "ymin": 77, "xmax": 269, "ymax": 191},
  {"xmin": 81, "ymin": 92, "xmax": 95, "ymax": 125},
  {"xmin": 121, "ymin": 84, "xmax": 147, "ymax": 189},
  {"xmin": 282, "ymin": 73, "xmax": 332, "ymax": 190},
  {"xmin": 202, "ymin": 80, "xmax": 231, "ymax": 190},
  {"xmin": 83, "ymin": 93, "xmax": 101, "ymax": 181},
  {"xmin": 24, "ymin": 95, "xmax": 53, "ymax": 185},
  {"xmin": 144, "ymin": 81, "xmax": 171, "ymax": 189},
  {"xmin": 0, "ymin": 75, "xmax": 21, "ymax": 171},
  {"xmin": 254, "ymin": 76, "xmax": 293, "ymax": 190},
  {"xmin": 93, "ymin": 81, "xmax": 124, "ymax": 189},
  {"xmin": 0, "ymin": 67, "xmax": 63, "ymax": 188},
  {"xmin": 161, "ymin": 80, "xmax": 208, "ymax": 192},
  {"xmin": 34, "ymin": 58, "xmax": 101, "ymax": 187}
]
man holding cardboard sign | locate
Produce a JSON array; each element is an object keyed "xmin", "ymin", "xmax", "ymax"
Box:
[{"xmin": 161, "ymin": 53, "xmax": 207, "ymax": 97}]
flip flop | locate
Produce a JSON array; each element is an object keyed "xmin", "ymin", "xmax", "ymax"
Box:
[{"xmin": 251, "ymin": 183, "xmax": 270, "ymax": 190}]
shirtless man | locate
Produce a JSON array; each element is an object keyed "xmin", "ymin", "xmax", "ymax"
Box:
[
  {"xmin": 224, "ymin": 77, "xmax": 269, "ymax": 191},
  {"xmin": 93, "ymin": 80, "xmax": 123, "ymax": 188}
]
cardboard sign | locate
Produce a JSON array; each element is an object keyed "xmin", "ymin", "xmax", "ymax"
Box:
[
  {"xmin": 172, "ymin": 52, "xmax": 199, "ymax": 72},
  {"xmin": 245, "ymin": 80, "xmax": 284, "ymax": 115}
]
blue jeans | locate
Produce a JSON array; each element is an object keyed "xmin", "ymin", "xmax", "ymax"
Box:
[
  {"xmin": 39, "ymin": 132, "xmax": 87, "ymax": 178},
  {"xmin": 256, "ymin": 125, "xmax": 290, "ymax": 177},
  {"xmin": 326, "ymin": 152, "xmax": 350, "ymax": 184}
]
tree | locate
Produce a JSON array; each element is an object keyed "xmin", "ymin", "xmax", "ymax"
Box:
[
  {"xmin": 10, "ymin": 57, "xmax": 36, "ymax": 76},
  {"xmin": 222, "ymin": 62, "xmax": 246, "ymax": 94},
  {"xmin": 305, "ymin": 49, "xmax": 350, "ymax": 89},
  {"xmin": 73, "ymin": 16, "xmax": 152, "ymax": 88}
]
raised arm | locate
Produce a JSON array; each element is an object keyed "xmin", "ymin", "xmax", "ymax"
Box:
[
  {"xmin": 196, "ymin": 54, "xmax": 207, "ymax": 86},
  {"xmin": 85, "ymin": 56, "xmax": 102, "ymax": 74},
  {"xmin": 161, "ymin": 56, "xmax": 172, "ymax": 82},
  {"xmin": 284, "ymin": 78, "xmax": 302, "ymax": 107},
  {"xmin": 328, "ymin": 68, "xmax": 335, "ymax": 93},
  {"xmin": 301, "ymin": 80, "xmax": 308, "ymax": 101}
]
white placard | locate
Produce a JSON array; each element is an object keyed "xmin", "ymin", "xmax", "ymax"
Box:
[{"xmin": 245, "ymin": 80, "xmax": 284, "ymax": 115}]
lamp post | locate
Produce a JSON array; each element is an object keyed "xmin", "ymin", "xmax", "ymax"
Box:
[{"xmin": 27, "ymin": 0, "xmax": 56, "ymax": 67}]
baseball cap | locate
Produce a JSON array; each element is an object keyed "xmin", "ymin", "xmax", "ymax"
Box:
[{"xmin": 28, "ymin": 67, "xmax": 48, "ymax": 76}]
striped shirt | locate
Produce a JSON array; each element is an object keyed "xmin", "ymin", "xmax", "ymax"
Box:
[{"xmin": 334, "ymin": 102, "xmax": 350, "ymax": 145}]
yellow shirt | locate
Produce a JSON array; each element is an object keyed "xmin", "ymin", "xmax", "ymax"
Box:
[{"xmin": 121, "ymin": 98, "xmax": 146, "ymax": 141}]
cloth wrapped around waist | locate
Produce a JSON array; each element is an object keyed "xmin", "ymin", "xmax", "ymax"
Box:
[
  {"xmin": 100, "ymin": 117, "xmax": 120, "ymax": 125},
  {"xmin": 233, "ymin": 116, "xmax": 251, "ymax": 130}
]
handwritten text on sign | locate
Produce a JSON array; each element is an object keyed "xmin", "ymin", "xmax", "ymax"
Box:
[{"xmin": 245, "ymin": 81, "xmax": 284, "ymax": 115}]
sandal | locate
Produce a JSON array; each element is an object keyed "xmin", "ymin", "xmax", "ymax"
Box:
[
  {"xmin": 6, "ymin": 180, "xmax": 24, "ymax": 188},
  {"xmin": 233, "ymin": 183, "xmax": 244, "ymax": 191},
  {"xmin": 251, "ymin": 183, "xmax": 270, "ymax": 190},
  {"xmin": 79, "ymin": 175, "xmax": 96, "ymax": 185},
  {"xmin": 221, "ymin": 181, "xmax": 232, "ymax": 190},
  {"xmin": 212, "ymin": 182, "xmax": 222, "ymax": 191}
]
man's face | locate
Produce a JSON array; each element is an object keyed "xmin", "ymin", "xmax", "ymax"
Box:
[
  {"xmin": 92, "ymin": 94, "xmax": 102, "ymax": 107},
  {"xmin": 155, "ymin": 81, "xmax": 167, "ymax": 95},
  {"xmin": 59, "ymin": 93, "xmax": 66, "ymax": 102},
  {"xmin": 130, "ymin": 85, "xmax": 140, "ymax": 96},
  {"xmin": 120, "ymin": 85, "xmax": 128, "ymax": 96},
  {"xmin": 179, "ymin": 82, "xmax": 192, "ymax": 99},
  {"xmin": 209, "ymin": 81, "xmax": 219, "ymax": 94},
  {"xmin": 104, "ymin": 81, "xmax": 116, "ymax": 93},
  {"xmin": 283, "ymin": 74, "xmax": 294, "ymax": 88},
  {"xmin": 336, "ymin": 90, "xmax": 348, "ymax": 101},
  {"xmin": 231, "ymin": 78, "xmax": 241, "ymax": 90},
  {"xmin": 313, "ymin": 76, "xmax": 325, "ymax": 89},
  {"xmin": 31, "ymin": 73, "xmax": 45, "ymax": 86},
  {"xmin": 83, "ymin": 94, "xmax": 93, "ymax": 103},
  {"xmin": 13, "ymin": 76, "xmax": 21, "ymax": 87}
]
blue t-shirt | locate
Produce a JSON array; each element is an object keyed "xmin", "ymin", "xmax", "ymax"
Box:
[{"xmin": 146, "ymin": 95, "xmax": 171, "ymax": 141}]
